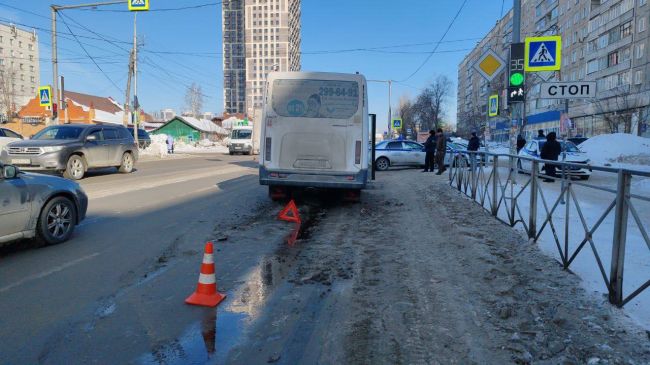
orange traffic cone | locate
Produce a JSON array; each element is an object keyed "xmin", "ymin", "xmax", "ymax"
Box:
[{"xmin": 185, "ymin": 242, "xmax": 226, "ymax": 307}]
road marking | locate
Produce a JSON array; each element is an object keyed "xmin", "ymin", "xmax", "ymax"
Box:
[
  {"xmin": 0, "ymin": 252, "xmax": 100, "ymax": 293},
  {"xmin": 85, "ymin": 165, "xmax": 255, "ymax": 199}
]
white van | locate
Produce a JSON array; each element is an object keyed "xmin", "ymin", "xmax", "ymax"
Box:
[
  {"xmin": 259, "ymin": 71, "xmax": 369, "ymax": 199},
  {"xmin": 229, "ymin": 125, "xmax": 253, "ymax": 155}
]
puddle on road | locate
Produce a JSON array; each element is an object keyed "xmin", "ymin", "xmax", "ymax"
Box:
[{"xmin": 137, "ymin": 243, "xmax": 301, "ymax": 365}]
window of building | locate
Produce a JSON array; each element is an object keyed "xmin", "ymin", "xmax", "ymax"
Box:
[
  {"xmin": 587, "ymin": 59, "xmax": 599, "ymax": 74},
  {"xmin": 621, "ymin": 21, "xmax": 633, "ymax": 37},
  {"xmin": 20, "ymin": 74, "xmax": 24, "ymax": 81},
  {"xmin": 622, "ymin": 47, "xmax": 631, "ymax": 60},
  {"xmin": 598, "ymin": 34, "xmax": 608, "ymax": 48},
  {"xmin": 636, "ymin": 43, "xmax": 645, "ymax": 58},
  {"xmin": 18, "ymin": 41, "xmax": 22, "ymax": 48},
  {"xmin": 634, "ymin": 70, "xmax": 643, "ymax": 84},
  {"xmin": 639, "ymin": 17, "xmax": 647, "ymax": 32},
  {"xmin": 28, "ymin": 44, "xmax": 33, "ymax": 51}
]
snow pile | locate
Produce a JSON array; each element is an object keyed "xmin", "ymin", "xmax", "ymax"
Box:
[
  {"xmin": 579, "ymin": 133, "xmax": 650, "ymax": 171},
  {"xmin": 174, "ymin": 139, "xmax": 229, "ymax": 154},
  {"xmin": 140, "ymin": 133, "xmax": 168, "ymax": 158}
]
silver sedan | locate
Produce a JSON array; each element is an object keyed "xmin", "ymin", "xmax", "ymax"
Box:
[
  {"xmin": 0, "ymin": 163, "xmax": 88, "ymax": 246},
  {"xmin": 373, "ymin": 140, "xmax": 457, "ymax": 171}
]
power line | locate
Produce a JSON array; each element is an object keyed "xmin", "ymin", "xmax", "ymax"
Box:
[
  {"xmin": 77, "ymin": 2, "xmax": 222, "ymax": 12},
  {"xmin": 400, "ymin": 0, "xmax": 469, "ymax": 82},
  {"xmin": 58, "ymin": 13, "xmax": 124, "ymax": 94}
]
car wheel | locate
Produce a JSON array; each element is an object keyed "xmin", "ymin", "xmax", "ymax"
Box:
[
  {"xmin": 229, "ymin": 151, "xmax": 234, "ymax": 156},
  {"xmin": 36, "ymin": 196, "xmax": 77, "ymax": 245},
  {"xmin": 63, "ymin": 155, "xmax": 86, "ymax": 180},
  {"xmin": 118, "ymin": 152, "xmax": 134, "ymax": 173},
  {"xmin": 580, "ymin": 175, "xmax": 590, "ymax": 181},
  {"xmin": 375, "ymin": 157, "xmax": 390, "ymax": 171}
]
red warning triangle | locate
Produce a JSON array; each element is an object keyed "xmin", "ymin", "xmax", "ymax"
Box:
[{"xmin": 278, "ymin": 200, "xmax": 301, "ymax": 224}]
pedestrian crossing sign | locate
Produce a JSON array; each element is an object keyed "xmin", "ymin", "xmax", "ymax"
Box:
[
  {"xmin": 524, "ymin": 36, "xmax": 561, "ymax": 71},
  {"xmin": 38, "ymin": 86, "xmax": 52, "ymax": 107},
  {"xmin": 128, "ymin": 0, "xmax": 149, "ymax": 11},
  {"xmin": 392, "ymin": 118, "xmax": 402, "ymax": 130},
  {"xmin": 488, "ymin": 94, "xmax": 498, "ymax": 117}
]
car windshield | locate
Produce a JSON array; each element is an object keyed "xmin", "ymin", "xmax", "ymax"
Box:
[
  {"xmin": 231, "ymin": 130, "xmax": 252, "ymax": 139},
  {"xmin": 538, "ymin": 141, "xmax": 580, "ymax": 152},
  {"xmin": 33, "ymin": 126, "xmax": 84, "ymax": 140}
]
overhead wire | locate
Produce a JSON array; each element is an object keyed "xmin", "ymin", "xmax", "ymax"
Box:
[
  {"xmin": 399, "ymin": 0, "xmax": 470, "ymax": 82},
  {"xmin": 77, "ymin": 2, "xmax": 222, "ymax": 13},
  {"xmin": 57, "ymin": 12, "xmax": 124, "ymax": 94}
]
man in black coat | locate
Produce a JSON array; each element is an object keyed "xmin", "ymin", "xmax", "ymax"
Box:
[
  {"xmin": 467, "ymin": 132, "xmax": 480, "ymax": 170},
  {"xmin": 516, "ymin": 134, "xmax": 526, "ymax": 153},
  {"xmin": 540, "ymin": 132, "xmax": 561, "ymax": 182},
  {"xmin": 422, "ymin": 130, "xmax": 436, "ymax": 172},
  {"xmin": 536, "ymin": 129, "xmax": 546, "ymax": 140}
]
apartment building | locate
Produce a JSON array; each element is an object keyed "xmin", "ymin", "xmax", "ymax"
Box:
[
  {"xmin": 457, "ymin": 0, "xmax": 650, "ymax": 140},
  {"xmin": 222, "ymin": 0, "xmax": 301, "ymax": 116},
  {"xmin": 0, "ymin": 23, "xmax": 40, "ymax": 121}
]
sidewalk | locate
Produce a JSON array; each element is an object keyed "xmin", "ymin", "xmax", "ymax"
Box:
[{"xmin": 223, "ymin": 169, "xmax": 650, "ymax": 364}]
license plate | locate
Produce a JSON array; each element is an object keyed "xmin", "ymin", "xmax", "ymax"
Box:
[
  {"xmin": 234, "ymin": 146, "xmax": 241, "ymax": 150},
  {"xmin": 12, "ymin": 158, "xmax": 30, "ymax": 164}
]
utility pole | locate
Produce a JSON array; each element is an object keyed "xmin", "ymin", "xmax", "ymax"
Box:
[
  {"xmin": 50, "ymin": 1, "xmax": 128, "ymax": 125},
  {"xmin": 511, "ymin": 0, "xmax": 521, "ymax": 156},
  {"xmin": 124, "ymin": 49, "xmax": 134, "ymax": 126},
  {"xmin": 368, "ymin": 79, "xmax": 393, "ymax": 137},
  {"xmin": 133, "ymin": 12, "xmax": 139, "ymax": 147},
  {"xmin": 51, "ymin": 7, "xmax": 58, "ymax": 124}
]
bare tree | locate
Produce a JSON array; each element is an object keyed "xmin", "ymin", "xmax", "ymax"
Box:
[
  {"xmin": 0, "ymin": 67, "xmax": 17, "ymax": 121},
  {"xmin": 184, "ymin": 83, "xmax": 204, "ymax": 118},
  {"xmin": 397, "ymin": 95, "xmax": 417, "ymax": 138},
  {"xmin": 412, "ymin": 75, "xmax": 453, "ymax": 131},
  {"xmin": 594, "ymin": 84, "xmax": 649, "ymax": 135}
]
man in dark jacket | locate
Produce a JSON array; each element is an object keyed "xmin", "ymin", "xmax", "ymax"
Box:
[
  {"xmin": 435, "ymin": 128, "xmax": 447, "ymax": 175},
  {"xmin": 467, "ymin": 132, "xmax": 480, "ymax": 170},
  {"xmin": 540, "ymin": 132, "xmax": 561, "ymax": 182},
  {"xmin": 516, "ymin": 134, "xmax": 526, "ymax": 153},
  {"xmin": 535, "ymin": 129, "xmax": 546, "ymax": 140},
  {"xmin": 422, "ymin": 130, "xmax": 436, "ymax": 172}
]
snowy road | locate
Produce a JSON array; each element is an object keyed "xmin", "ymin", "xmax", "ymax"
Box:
[{"xmin": 0, "ymin": 158, "xmax": 649, "ymax": 364}]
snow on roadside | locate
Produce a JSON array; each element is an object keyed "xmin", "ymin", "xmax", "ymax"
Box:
[
  {"xmin": 174, "ymin": 139, "xmax": 229, "ymax": 154},
  {"xmin": 579, "ymin": 133, "xmax": 650, "ymax": 172},
  {"xmin": 140, "ymin": 133, "xmax": 168, "ymax": 158}
]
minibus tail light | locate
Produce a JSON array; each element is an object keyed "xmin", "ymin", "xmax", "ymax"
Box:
[
  {"xmin": 265, "ymin": 137, "xmax": 272, "ymax": 161},
  {"xmin": 355, "ymin": 140, "xmax": 361, "ymax": 164}
]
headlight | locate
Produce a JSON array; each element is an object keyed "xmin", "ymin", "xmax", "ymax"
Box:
[{"xmin": 42, "ymin": 146, "xmax": 64, "ymax": 153}]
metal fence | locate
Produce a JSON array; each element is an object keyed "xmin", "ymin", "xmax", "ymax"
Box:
[{"xmin": 448, "ymin": 150, "xmax": 650, "ymax": 307}]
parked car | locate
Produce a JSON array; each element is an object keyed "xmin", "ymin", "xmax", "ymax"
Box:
[
  {"xmin": 0, "ymin": 124, "xmax": 138, "ymax": 180},
  {"xmin": 374, "ymin": 140, "xmax": 460, "ymax": 171},
  {"xmin": 0, "ymin": 127, "xmax": 23, "ymax": 149},
  {"xmin": 128, "ymin": 128, "xmax": 152, "ymax": 149},
  {"xmin": 567, "ymin": 137, "xmax": 589, "ymax": 146},
  {"xmin": 517, "ymin": 139, "xmax": 591, "ymax": 180},
  {"xmin": 0, "ymin": 162, "xmax": 88, "ymax": 245}
]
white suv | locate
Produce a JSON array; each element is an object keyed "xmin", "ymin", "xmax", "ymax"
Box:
[{"xmin": 0, "ymin": 127, "xmax": 23, "ymax": 149}]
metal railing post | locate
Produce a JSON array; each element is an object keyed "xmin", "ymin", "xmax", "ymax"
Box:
[
  {"xmin": 609, "ymin": 170, "xmax": 631, "ymax": 306},
  {"xmin": 470, "ymin": 152, "xmax": 477, "ymax": 200},
  {"xmin": 491, "ymin": 156, "xmax": 499, "ymax": 216},
  {"xmin": 529, "ymin": 160, "xmax": 538, "ymax": 240}
]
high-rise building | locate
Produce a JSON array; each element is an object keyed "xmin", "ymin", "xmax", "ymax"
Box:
[
  {"xmin": 457, "ymin": 0, "xmax": 650, "ymax": 139},
  {"xmin": 222, "ymin": 0, "xmax": 301, "ymax": 116},
  {"xmin": 223, "ymin": 0, "xmax": 246, "ymax": 115},
  {"xmin": 0, "ymin": 23, "xmax": 39, "ymax": 120}
]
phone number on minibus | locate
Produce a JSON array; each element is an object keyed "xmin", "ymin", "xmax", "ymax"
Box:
[{"xmin": 319, "ymin": 87, "xmax": 359, "ymax": 98}]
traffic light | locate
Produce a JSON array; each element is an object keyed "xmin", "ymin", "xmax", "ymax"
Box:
[
  {"xmin": 52, "ymin": 103, "xmax": 58, "ymax": 119},
  {"xmin": 508, "ymin": 43, "xmax": 525, "ymax": 103}
]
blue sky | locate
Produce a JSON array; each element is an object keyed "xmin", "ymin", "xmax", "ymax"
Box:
[{"xmin": 0, "ymin": 0, "xmax": 510, "ymax": 130}]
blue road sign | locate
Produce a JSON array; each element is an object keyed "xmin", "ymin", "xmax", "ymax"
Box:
[
  {"xmin": 392, "ymin": 118, "xmax": 402, "ymax": 129},
  {"xmin": 525, "ymin": 36, "xmax": 561, "ymax": 71},
  {"xmin": 38, "ymin": 86, "xmax": 52, "ymax": 107}
]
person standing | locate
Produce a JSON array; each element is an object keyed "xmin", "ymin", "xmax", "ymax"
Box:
[
  {"xmin": 422, "ymin": 130, "xmax": 436, "ymax": 172},
  {"xmin": 166, "ymin": 134, "xmax": 175, "ymax": 154},
  {"xmin": 535, "ymin": 129, "xmax": 546, "ymax": 140},
  {"xmin": 540, "ymin": 132, "xmax": 561, "ymax": 182},
  {"xmin": 516, "ymin": 134, "xmax": 527, "ymax": 153},
  {"xmin": 467, "ymin": 131, "xmax": 480, "ymax": 170},
  {"xmin": 435, "ymin": 128, "xmax": 447, "ymax": 175}
]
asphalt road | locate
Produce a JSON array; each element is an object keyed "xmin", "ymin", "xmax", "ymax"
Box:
[{"xmin": 0, "ymin": 153, "xmax": 276, "ymax": 364}]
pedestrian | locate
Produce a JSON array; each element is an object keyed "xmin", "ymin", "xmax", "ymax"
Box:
[
  {"xmin": 422, "ymin": 130, "xmax": 436, "ymax": 172},
  {"xmin": 467, "ymin": 131, "xmax": 480, "ymax": 170},
  {"xmin": 166, "ymin": 134, "xmax": 175, "ymax": 154},
  {"xmin": 540, "ymin": 132, "xmax": 561, "ymax": 182},
  {"xmin": 516, "ymin": 134, "xmax": 527, "ymax": 153},
  {"xmin": 536, "ymin": 129, "xmax": 545, "ymax": 140},
  {"xmin": 435, "ymin": 128, "xmax": 447, "ymax": 175}
]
